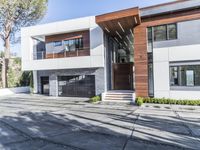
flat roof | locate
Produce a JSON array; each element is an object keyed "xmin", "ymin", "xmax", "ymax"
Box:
[{"xmin": 140, "ymin": 0, "xmax": 200, "ymax": 17}]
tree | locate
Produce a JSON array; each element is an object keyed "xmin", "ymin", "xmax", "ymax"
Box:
[{"xmin": 0, "ymin": 0, "xmax": 48, "ymax": 88}]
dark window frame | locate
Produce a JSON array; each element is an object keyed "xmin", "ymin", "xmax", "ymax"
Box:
[
  {"xmin": 64, "ymin": 37, "xmax": 84, "ymax": 52},
  {"xmin": 54, "ymin": 41, "xmax": 62, "ymax": 47},
  {"xmin": 170, "ymin": 64, "xmax": 200, "ymax": 87},
  {"xmin": 148, "ymin": 23, "xmax": 178, "ymax": 42}
]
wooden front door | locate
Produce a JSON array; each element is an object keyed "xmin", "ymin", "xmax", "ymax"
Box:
[
  {"xmin": 41, "ymin": 77, "xmax": 49, "ymax": 95},
  {"xmin": 113, "ymin": 63, "xmax": 133, "ymax": 90}
]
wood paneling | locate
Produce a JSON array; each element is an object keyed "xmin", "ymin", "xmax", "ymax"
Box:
[
  {"xmin": 113, "ymin": 63, "xmax": 133, "ymax": 90},
  {"xmin": 45, "ymin": 30, "xmax": 90, "ymax": 49},
  {"xmin": 96, "ymin": 7, "xmax": 141, "ymax": 38},
  {"xmin": 134, "ymin": 8, "xmax": 200, "ymax": 97}
]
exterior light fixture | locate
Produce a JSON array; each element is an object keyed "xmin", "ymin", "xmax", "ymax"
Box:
[
  {"xmin": 118, "ymin": 22, "xmax": 125, "ymax": 33},
  {"xmin": 116, "ymin": 31, "xmax": 122, "ymax": 39},
  {"xmin": 134, "ymin": 17, "xmax": 137, "ymax": 24},
  {"xmin": 105, "ymin": 27, "xmax": 110, "ymax": 33}
]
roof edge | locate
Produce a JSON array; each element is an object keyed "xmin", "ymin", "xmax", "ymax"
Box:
[{"xmin": 140, "ymin": 0, "xmax": 189, "ymax": 10}]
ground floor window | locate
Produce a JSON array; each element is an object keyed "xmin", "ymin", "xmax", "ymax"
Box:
[
  {"xmin": 170, "ymin": 65, "xmax": 200, "ymax": 86},
  {"xmin": 58, "ymin": 75, "xmax": 95, "ymax": 97}
]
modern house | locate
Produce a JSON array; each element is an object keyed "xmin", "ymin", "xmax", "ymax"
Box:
[{"xmin": 21, "ymin": 0, "xmax": 200, "ymax": 101}]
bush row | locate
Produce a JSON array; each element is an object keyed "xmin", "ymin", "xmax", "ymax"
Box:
[
  {"xmin": 136, "ymin": 97, "xmax": 200, "ymax": 106},
  {"xmin": 89, "ymin": 95, "xmax": 101, "ymax": 103}
]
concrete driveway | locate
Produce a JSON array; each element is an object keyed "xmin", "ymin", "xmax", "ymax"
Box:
[{"xmin": 0, "ymin": 94, "xmax": 199, "ymax": 150}]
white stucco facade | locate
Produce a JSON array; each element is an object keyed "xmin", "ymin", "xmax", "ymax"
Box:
[
  {"xmin": 21, "ymin": 16, "xmax": 104, "ymax": 71},
  {"xmin": 153, "ymin": 20, "xmax": 200, "ymax": 100},
  {"xmin": 154, "ymin": 44, "xmax": 200, "ymax": 100}
]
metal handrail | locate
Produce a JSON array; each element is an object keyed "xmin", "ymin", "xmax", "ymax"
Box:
[{"xmin": 33, "ymin": 47, "xmax": 90, "ymax": 60}]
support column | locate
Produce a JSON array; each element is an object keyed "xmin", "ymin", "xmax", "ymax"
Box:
[
  {"xmin": 49, "ymin": 74, "xmax": 57, "ymax": 96},
  {"xmin": 33, "ymin": 70, "xmax": 38, "ymax": 94},
  {"xmin": 134, "ymin": 25, "xmax": 149, "ymax": 97}
]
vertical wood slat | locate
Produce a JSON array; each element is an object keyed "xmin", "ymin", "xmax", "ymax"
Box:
[{"xmin": 134, "ymin": 26, "xmax": 149, "ymax": 97}]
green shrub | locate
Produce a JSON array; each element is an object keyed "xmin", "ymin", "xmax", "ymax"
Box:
[
  {"xmin": 136, "ymin": 97, "xmax": 200, "ymax": 106},
  {"xmin": 136, "ymin": 97, "xmax": 143, "ymax": 106},
  {"xmin": 89, "ymin": 96, "xmax": 101, "ymax": 103}
]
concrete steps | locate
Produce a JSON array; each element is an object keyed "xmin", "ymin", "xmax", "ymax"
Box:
[{"xmin": 102, "ymin": 91, "xmax": 135, "ymax": 103}]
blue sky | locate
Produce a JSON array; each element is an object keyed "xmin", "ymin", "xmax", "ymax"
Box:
[{"xmin": 3, "ymin": 0, "xmax": 174, "ymax": 56}]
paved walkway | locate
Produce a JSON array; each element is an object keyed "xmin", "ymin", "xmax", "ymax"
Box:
[{"xmin": 0, "ymin": 94, "xmax": 199, "ymax": 150}]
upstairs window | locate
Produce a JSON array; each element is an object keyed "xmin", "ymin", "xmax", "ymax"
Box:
[
  {"xmin": 64, "ymin": 38, "xmax": 83, "ymax": 52},
  {"xmin": 154, "ymin": 25, "xmax": 167, "ymax": 41},
  {"xmin": 54, "ymin": 41, "xmax": 62, "ymax": 47},
  {"xmin": 148, "ymin": 23, "xmax": 177, "ymax": 42},
  {"xmin": 170, "ymin": 65, "xmax": 200, "ymax": 87},
  {"xmin": 168, "ymin": 24, "xmax": 177, "ymax": 40}
]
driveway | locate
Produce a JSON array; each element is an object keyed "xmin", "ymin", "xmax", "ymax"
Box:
[{"xmin": 0, "ymin": 94, "xmax": 199, "ymax": 150}]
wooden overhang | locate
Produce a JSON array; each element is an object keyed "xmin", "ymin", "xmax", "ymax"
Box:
[{"xmin": 95, "ymin": 7, "xmax": 141, "ymax": 38}]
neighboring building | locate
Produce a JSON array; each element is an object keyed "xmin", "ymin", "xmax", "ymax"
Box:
[{"xmin": 21, "ymin": 0, "xmax": 200, "ymax": 100}]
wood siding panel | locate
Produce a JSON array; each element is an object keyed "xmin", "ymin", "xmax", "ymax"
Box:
[
  {"xmin": 134, "ymin": 8, "xmax": 200, "ymax": 98},
  {"xmin": 45, "ymin": 30, "xmax": 90, "ymax": 49},
  {"xmin": 134, "ymin": 25, "xmax": 149, "ymax": 97},
  {"xmin": 142, "ymin": 9, "xmax": 200, "ymax": 27}
]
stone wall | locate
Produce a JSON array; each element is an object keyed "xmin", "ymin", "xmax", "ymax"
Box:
[{"xmin": 37, "ymin": 68, "xmax": 105, "ymax": 97}]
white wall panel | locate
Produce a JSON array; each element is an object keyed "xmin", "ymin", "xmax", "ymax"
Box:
[{"xmin": 21, "ymin": 16, "xmax": 104, "ymax": 71}]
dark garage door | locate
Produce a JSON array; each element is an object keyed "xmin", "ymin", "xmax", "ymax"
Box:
[{"xmin": 58, "ymin": 75, "xmax": 95, "ymax": 97}]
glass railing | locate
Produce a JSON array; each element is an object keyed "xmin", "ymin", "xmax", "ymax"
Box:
[{"xmin": 33, "ymin": 47, "xmax": 90, "ymax": 60}]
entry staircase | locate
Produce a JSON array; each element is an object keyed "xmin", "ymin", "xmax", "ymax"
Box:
[{"xmin": 102, "ymin": 90, "xmax": 135, "ymax": 103}]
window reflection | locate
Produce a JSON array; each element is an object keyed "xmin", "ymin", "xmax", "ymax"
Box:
[{"xmin": 170, "ymin": 65, "xmax": 200, "ymax": 86}]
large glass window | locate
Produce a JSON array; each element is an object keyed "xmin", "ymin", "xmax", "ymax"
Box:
[
  {"xmin": 64, "ymin": 38, "xmax": 83, "ymax": 52},
  {"xmin": 168, "ymin": 24, "xmax": 177, "ymax": 40},
  {"xmin": 154, "ymin": 25, "xmax": 167, "ymax": 41},
  {"xmin": 148, "ymin": 23, "xmax": 177, "ymax": 42},
  {"xmin": 170, "ymin": 65, "xmax": 200, "ymax": 86}
]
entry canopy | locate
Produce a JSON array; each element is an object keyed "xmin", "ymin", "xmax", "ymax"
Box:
[{"xmin": 95, "ymin": 7, "xmax": 141, "ymax": 37}]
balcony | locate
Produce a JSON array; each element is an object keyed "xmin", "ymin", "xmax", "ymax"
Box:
[{"xmin": 33, "ymin": 47, "xmax": 90, "ymax": 60}]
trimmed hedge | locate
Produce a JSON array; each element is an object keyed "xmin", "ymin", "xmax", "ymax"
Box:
[
  {"xmin": 136, "ymin": 97, "xmax": 200, "ymax": 106},
  {"xmin": 89, "ymin": 96, "xmax": 101, "ymax": 103}
]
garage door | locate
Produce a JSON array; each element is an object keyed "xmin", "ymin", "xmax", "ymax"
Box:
[{"xmin": 58, "ymin": 75, "xmax": 95, "ymax": 97}]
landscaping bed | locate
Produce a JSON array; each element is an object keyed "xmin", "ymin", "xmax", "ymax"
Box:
[{"xmin": 136, "ymin": 97, "xmax": 200, "ymax": 106}]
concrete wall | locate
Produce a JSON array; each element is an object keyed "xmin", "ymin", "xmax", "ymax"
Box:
[
  {"xmin": 141, "ymin": 1, "xmax": 200, "ymax": 17},
  {"xmin": 153, "ymin": 19, "xmax": 200, "ymax": 100},
  {"xmin": 36, "ymin": 68, "xmax": 105, "ymax": 97},
  {"xmin": 21, "ymin": 16, "xmax": 104, "ymax": 71},
  {"xmin": 0, "ymin": 87, "xmax": 30, "ymax": 97}
]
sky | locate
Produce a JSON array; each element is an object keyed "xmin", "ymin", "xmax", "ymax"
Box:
[{"xmin": 1, "ymin": 0, "xmax": 174, "ymax": 57}]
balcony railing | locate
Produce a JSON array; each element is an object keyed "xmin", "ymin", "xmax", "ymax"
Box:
[{"xmin": 33, "ymin": 47, "xmax": 90, "ymax": 60}]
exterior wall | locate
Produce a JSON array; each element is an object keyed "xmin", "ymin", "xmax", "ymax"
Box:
[
  {"xmin": 141, "ymin": 1, "xmax": 200, "ymax": 17},
  {"xmin": 153, "ymin": 19, "xmax": 200, "ymax": 99},
  {"xmin": 21, "ymin": 16, "xmax": 104, "ymax": 71},
  {"xmin": 45, "ymin": 30, "xmax": 90, "ymax": 54},
  {"xmin": 134, "ymin": 26, "xmax": 149, "ymax": 97},
  {"xmin": 37, "ymin": 68, "xmax": 105, "ymax": 96}
]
